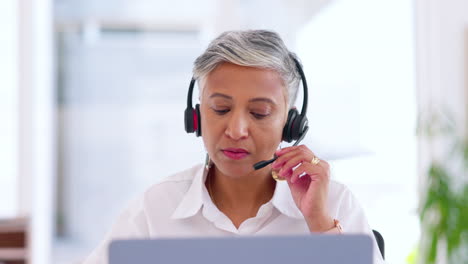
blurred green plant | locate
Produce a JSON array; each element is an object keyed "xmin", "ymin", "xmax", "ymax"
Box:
[
  {"xmin": 406, "ymin": 247, "xmax": 417, "ymax": 264},
  {"xmin": 417, "ymin": 111, "xmax": 468, "ymax": 264}
]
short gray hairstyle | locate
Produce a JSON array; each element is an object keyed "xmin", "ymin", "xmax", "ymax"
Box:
[{"xmin": 193, "ymin": 30, "xmax": 301, "ymax": 108}]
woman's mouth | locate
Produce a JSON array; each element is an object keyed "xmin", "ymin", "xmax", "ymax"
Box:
[{"xmin": 222, "ymin": 148, "xmax": 250, "ymax": 160}]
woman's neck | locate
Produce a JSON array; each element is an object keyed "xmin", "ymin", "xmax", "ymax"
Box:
[{"xmin": 206, "ymin": 166, "xmax": 276, "ymax": 224}]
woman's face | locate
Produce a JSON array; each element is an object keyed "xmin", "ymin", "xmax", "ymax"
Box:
[{"xmin": 200, "ymin": 62, "xmax": 288, "ymax": 178}]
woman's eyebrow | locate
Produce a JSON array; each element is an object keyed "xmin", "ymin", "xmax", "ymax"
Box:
[
  {"xmin": 248, "ymin": 98, "xmax": 276, "ymax": 105},
  {"xmin": 209, "ymin": 93, "xmax": 232, "ymax": 100},
  {"xmin": 209, "ymin": 93, "xmax": 276, "ymax": 105}
]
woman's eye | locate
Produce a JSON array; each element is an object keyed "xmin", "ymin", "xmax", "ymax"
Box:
[
  {"xmin": 213, "ymin": 109, "xmax": 230, "ymax": 115},
  {"xmin": 212, "ymin": 108, "xmax": 268, "ymax": 119},
  {"xmin": 251, "ymin": 112, "xmax": 269, "ymax": 119}
]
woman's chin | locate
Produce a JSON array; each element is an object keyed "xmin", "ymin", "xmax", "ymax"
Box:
[{"xmin": 213, "ymin": 159, "xmax": 254, "ymax": 177}]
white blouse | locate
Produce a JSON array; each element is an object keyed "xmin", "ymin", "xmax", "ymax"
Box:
[{"xmin": 83, "ymin": 163, "xmax": 385, "ymax": 264}]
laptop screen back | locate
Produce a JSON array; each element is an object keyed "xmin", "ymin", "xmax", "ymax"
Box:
[{"xmin": 109, "ymin": 234, "xmax": 373, "ymax": 264}]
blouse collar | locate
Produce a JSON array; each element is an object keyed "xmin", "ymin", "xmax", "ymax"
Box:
[{"xmin": 171, "ymin": 164, "xmax": 304, "ymax": 220}]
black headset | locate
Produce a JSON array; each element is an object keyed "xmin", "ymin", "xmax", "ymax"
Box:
[{"xmin": 184, "ymin": 56, "xmax": 308, "ymax": 144}]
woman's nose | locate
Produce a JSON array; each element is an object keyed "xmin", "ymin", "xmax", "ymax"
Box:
[{"xmin": 224, "ymin": 111, "xmax": 249, "ymax": 140}]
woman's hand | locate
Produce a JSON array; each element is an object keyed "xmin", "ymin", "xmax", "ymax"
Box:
[{"xmin": 271, "ymin": 145, "xmax": 334, "ymax": 233}]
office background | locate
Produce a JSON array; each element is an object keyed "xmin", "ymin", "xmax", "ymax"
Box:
[{"xmin": 0, "ymin": 0, "xmax": 466, "ymax": 263}]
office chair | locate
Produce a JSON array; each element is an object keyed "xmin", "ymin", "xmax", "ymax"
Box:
[{"xmin": 372, "ymin": 230, "xmax": 385, "ymax": 259}]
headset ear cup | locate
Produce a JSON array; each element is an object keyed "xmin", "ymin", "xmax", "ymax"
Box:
[
  {"xmin": 195, "ymin": 104, "xmax": 202, "ymax": 137},
  {"xmin": 282, "ymin": 109, "xmax": 298, "ymax": 143},
  {"xmin": 291, "ymin": 115, "xmax": 308, "ymax": 140},
  {"xmin": 184, "ymin": 107, "xmax": 195, "ymax": 133}
]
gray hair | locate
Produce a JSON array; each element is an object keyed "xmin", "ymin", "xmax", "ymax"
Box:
[{"xmin": 193, "ymin": 30, "xmax": 301, "ymax": 108}]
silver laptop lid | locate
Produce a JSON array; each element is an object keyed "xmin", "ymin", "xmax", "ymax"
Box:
[{"xmin": 109, "ymin": 234, "xmax": 373, "ymax": 264}]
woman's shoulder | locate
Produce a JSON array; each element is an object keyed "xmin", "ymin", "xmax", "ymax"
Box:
[
  {"xmin": 142, "ymin": 164, "xmax": 203, "ymax": 207},
  {"xmin": 154, "ymin": 163, "xmax": 204, "ymax": 184},
  {"xmin": 114, "ymin": 164, "xmax": 204, "ymax": 225},
  {"xmin": 143, "ymin": 163, "xmax": 203, "ymax": 197}
]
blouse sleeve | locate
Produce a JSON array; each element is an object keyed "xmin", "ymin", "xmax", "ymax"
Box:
[{"xmin": 331, "ymin": 183, "xmax": 386, "ymax": 264}]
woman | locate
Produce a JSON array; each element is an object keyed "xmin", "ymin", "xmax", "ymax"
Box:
[{"xmin": 83, "ymin": 30, "xmax": 385, "ymax": 264}]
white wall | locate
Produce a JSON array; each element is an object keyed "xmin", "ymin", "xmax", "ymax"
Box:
[
  {"xmin": 202, "ymin": 0, "xmax": 333, "ymax": 47},
  {"xmin": 18, "ymin": 0, "xmax": 56, "ymax": 263},
  {"xmin": 0, "ymin": 0, "xmax": 18, "ymax": 218},
  {"xmin": 415, "ymin": 0, "xmax": 468, "ymax": 140}
]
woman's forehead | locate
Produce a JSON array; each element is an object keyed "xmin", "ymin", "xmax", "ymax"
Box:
[{"xmin": 202, "ymin": 63, "xmax": 287, "ymax": 103}]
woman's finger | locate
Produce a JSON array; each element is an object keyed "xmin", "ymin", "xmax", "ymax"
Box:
[
  {"xmin": 273, "ymin": 145, "xmax": 314, "ymax": 170},
  {"xmin": 279, "ymin": 167, "xmax": 294, "ymax": 179},
  {"xmin": 290, "ymin": 162, "xmax": 322, "ymax": 183},
  {"xmin": 272, "ymin": 149, "xmax": 300, "ymax": 169},
  {"xmin": 278, "ymin": 154, "xmax": 311, "ymax": 177},
  {"xmin": 275, "ymin": 146, "xmax": 296, "ymax": 156}
]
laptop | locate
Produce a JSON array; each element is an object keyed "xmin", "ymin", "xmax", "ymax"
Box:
[{"xmin": 109, "ymin": 234, "xmax": 373, "ymax": 264}]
